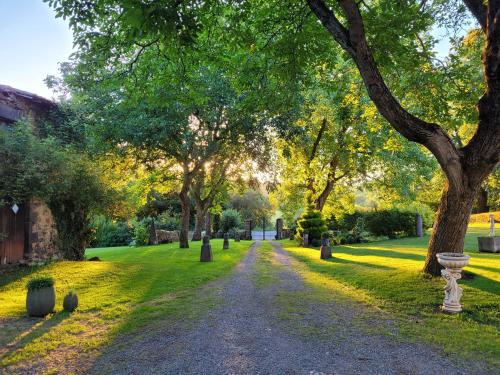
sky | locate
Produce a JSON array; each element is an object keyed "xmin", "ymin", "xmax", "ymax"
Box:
[
  {"xmin": 0, "ymin": 1, "xmax": 463, "ymax": 101},
  {"xmin": 0, "ymin": 0, "xmax": 74, "ymax": 100}
]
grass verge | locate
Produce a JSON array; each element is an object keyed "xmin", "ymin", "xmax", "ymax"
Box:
[
  {"xmin": 280, "ymin": 226, "xmax": 499, "ymax": 365},
  {"xmin": 0, "ymin": 239, "xmax": 252, "ymax": 372}
]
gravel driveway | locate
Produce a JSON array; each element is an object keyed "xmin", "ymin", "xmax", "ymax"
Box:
[{"xmin": 90, "ymin": 241, "xmax": 490, "ymax": 375}]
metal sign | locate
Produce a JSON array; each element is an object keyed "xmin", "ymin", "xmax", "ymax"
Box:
[{"xmin": 11, "ymin": 203, "xmax": 19, "ymax": 215}]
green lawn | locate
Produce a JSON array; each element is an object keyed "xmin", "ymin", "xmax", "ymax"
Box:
[
  {"xmin": 0, "ymin": 240, "xmax": 252, "ymax": 370},
  {"xmin": 280, "ymin": 225, "xmax": 499, "ymax": 365}
]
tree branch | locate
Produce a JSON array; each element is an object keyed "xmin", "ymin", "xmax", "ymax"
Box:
[
  {"xmin": 306, "ymin": 0, "xmax": 355, "ymax": 55},
  {"xmin": 307, "ymin": 0, "xmax": 463, "ymax": 187},
  {"xmin": 463, "ymin": 0, "xmax": 487, "ymax": 30},
  {"xmin": 308, "ymin": 118, "xmax": 327, "ymax": 164}
]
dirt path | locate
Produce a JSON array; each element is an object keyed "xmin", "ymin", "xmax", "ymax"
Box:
[{"xmin": 90, "ymin": 241, "xmax": 488, "ymax": 375}]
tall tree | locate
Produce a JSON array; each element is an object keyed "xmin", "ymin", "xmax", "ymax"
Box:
[{"xmin": 305, "ymin": 0, "xmax": 499, "ymax": 275}]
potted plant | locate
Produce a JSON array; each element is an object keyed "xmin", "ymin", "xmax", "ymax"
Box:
[
  {"xmin": 63, "ymin": 290, "xmax": 78, "ymax": 312},
  {"xmin": 26, "ymin": 276, "xmax": 56, "ymax": 317}
]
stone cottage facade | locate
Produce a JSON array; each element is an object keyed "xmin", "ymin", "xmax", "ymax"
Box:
[{"xmin": 0, "ymin": 85, "xmax": 60, "ymax": 265}]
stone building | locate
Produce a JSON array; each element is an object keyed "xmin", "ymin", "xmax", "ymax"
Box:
[{"xmin": 0, "ymin": 85, "xmax": 60, "ymax": 265}]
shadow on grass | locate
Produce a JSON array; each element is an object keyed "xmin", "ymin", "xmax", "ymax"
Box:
[
  {"xmin": 462, "ymin": 273, "xmax": 500, "ymax": 296},
  {"xmin": 0, "ymin": 265, "xmax": 44, "ymax": 289},
  {"xmin": 322, "ymin": 253, "xmax": 395, "ymax": 270},
  {"xmin": 334, "ymin": 246, "xmax": 426, "ymax": 262},
  {"xmin": 0, "ymin": 312, "xmax": 70, "ymax": 363}
]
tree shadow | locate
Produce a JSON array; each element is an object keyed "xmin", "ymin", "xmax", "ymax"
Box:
[
  {"xmin": 466, "ymin": 263, "xmax": 500, "ymax": 274},
  {"xmin": 0, "ymin": 311, "xmax": 70, "ymax": 361},
  {"xmin": 0, "ymin": 265, "xmax": 45, "ymax": 289},
  {"xmin": 322, "ymin": 254, "xmax": 396, "ymax": 270},
  {"xmin": 333, "ymin": 246, "xmax": 426, "ymax": 262},
  {"xmin": 461, "ymin": 273, "xmax": 500, "ymax": 296}
]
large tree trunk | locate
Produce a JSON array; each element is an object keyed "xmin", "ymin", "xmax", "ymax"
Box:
[
  {"xmin": 206, "ymin": 212, "xmax": 212, "ymax": 238},
  {"xmin": 179, "ymin": 188, "xmax": 190, "ymax": 248},
  {"xmin": 423, "ymin": 179, "xmax": 478, "ymax": 275},
  {"xmin": 192, "ymin": 203, "xmax": 207, "ymax": 241}
]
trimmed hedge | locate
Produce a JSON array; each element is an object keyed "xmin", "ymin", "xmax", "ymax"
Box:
[
  {"xmin": 364, "ymin": 210, "xmax": 416, "ymax": 239},
  {"xmin": 469, "ymin": 211, "xmax": 500, "ymax": 223},
  {"xmin": 329, "ymin": 209, "xmax": 431, "ymax": 240}
]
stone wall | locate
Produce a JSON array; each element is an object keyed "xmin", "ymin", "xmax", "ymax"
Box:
[
  {"xmin": 27, "ymin": 198, "xmax": 59, "ymax": 263},
  {"xmin": 156, "ymin": 230, "xmax": 180, "ymax": 244}
]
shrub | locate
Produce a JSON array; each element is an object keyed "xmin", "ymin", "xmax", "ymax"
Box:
[
  {"xmin": 91, "ymin": 216, "xmax": 133, "ymax": 247},
  {"xmin": 213, "ymin": 213, "xmax": 221, "ymax": 233},
  {"xmin": 337, "ymin": 212, "xmax": 364, "ymax": 231},
  {"xmin": 296, "ymin": 194, "xmax": 327, "ymax": 245},
  {"xmin": 220, "ymin": 209, "xmax": 242, "ymax": 233},
  {"xmin": 133, "ymin": 221, "xmax": 149, "ymax": 246},
  {"xmin": 26, "ymin": 276, "xmax": 55, "ymax": 291},
  {"xmin": 364, "ymin": 210, "xmax": 416, "ymax": 239},
  {"xmin": 156, "ymin": 212, "xmax": 180, "ymax": 231},
  {"xmin": 469, "ymin": 211, "xmax": 500, "ymax": 223}
]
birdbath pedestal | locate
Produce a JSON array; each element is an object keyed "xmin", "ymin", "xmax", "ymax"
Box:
[{"xmin": 436, "ymin": 253, "xmax": 470, "ymax": 314}]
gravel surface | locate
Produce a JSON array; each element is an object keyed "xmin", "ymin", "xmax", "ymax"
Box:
[{"xmin": 90, "ymin": 241, "xmax": 491, "ymax": 375}]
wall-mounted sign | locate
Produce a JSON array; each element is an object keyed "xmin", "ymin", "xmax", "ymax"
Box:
[{"xmin": 11, "ymin": 203, "xmax": 19, "ymax": 215}]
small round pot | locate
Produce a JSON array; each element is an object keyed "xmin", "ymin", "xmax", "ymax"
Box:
[
  {"xmin": 63, "ymin": 292, "xmax": 78, "ymax": 312},
  {"xmin": 26, "ymin": 286, "xmax": 56, "ymax": 317},
  {"xmin": 436, "ymin": 252, "xmax": 470, "ymax": 269}
]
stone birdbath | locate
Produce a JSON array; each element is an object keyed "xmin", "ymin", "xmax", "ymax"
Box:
[
  {"xmin": 477, "ymin": 214, "xmax": 499, "ymax": 253},
  {"xmin": 436, "ymin": 252, "xmax": 470, "ymax": 313}
]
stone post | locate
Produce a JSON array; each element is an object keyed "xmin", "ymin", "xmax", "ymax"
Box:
[
  {"xmin": 235, "ymin": 231, "xmax": 240, "ymax": 242},
  {"xmin": 223, "ymin": 233, "xmax": 229, "ymax": 249},
  {"xmin": 320, "ymin": 235, "xmax": 332, "ymax": 259},
  {"xmin": 416, "ymin": 213, "xmax": 423, "ymax": 237},
  {"xmin": 275, "ymin": 218, "xmax": 283, "ymax": 240},
  {"xmin": 303, "ymin": 233, "xmax": 309, "ymax": 247},
  {"xmin": 200, "ymin": 235, "xmax": 212, "ymax": 262},
  {"xmin": 205, "ymin": 213, "xmax": 212, "ymax": 238},
  {"xmin": 244, "ymin": 219, "xmax": 252, "ymax": 240}
]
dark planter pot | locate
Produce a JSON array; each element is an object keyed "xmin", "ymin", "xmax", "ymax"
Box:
[
  {"xmin": 26, "ymin": 286, "xmax": 56, "ymax": 317},
  {"xmin": 63, "ymin": 292, "xmax": 78, "ymax": 312}
]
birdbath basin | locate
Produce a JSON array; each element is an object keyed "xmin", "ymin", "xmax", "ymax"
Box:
[
  {"xmin": 436, "ymin": 252, "xmax": 470, "ymax": 269},
  {"xmin": 436, "ymin": 252, "xmax": 470, "ymax": 313}
]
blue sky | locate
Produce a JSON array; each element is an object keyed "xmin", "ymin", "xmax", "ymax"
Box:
[
  {"xmin": 0, "ymin": 1, "xmax": 463, "ymax": 100},
  {"xmin": 0, "ymin": 0, "xmax": 73, "ymax": 99}
]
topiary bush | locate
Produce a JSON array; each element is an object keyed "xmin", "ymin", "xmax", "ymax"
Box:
[{"xmin": 296, "ymin": 193, "xmax": 327, "ymax": 246}]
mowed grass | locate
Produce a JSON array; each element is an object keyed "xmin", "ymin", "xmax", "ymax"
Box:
[
  {"xmin": 0, "ymin": 240, "xmax": 252, "ymax": 369},
  {"xmin": 280, "ymin": 225, "xmax": 500, "ymax": 364}
]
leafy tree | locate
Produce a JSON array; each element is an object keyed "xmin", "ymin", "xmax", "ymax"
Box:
[
  {"xmin": 304, "ymin": 0, "xmax": 500, "ymax": 274},
  {"xmin": 0, "ymin": 123, "xmax": 112, "ymax": 260},
  {"xmin": 47, "ymin": 0, "xmax": 500, "ymax": 274},
  {"xmin": 220, "ymin": 209, "xmax": 242, "ymax": 234},
  {"xmin": 229, "ymin": 190, "xmax": 274, "ymax": 223}
]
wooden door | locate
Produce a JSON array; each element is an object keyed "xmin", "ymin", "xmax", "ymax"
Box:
[{"xmin": 0, "ymin": 204, "xmax": 26, "ymax": 264}]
